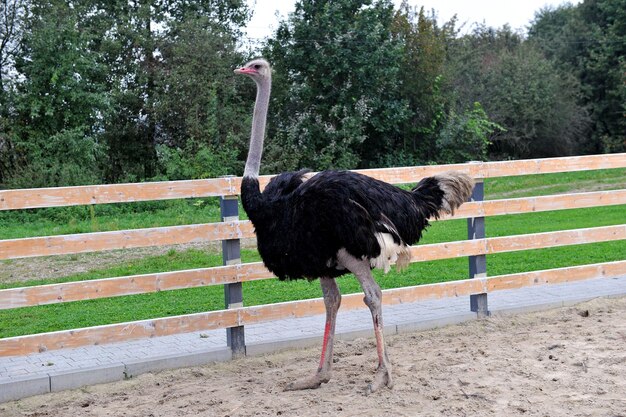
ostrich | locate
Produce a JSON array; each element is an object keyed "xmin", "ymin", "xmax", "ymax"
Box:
[{"xmin": 235, "ymin": 59, "xmax": 474, "ymax": 393}]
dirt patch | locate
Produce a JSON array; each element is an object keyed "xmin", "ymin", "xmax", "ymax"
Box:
[
  {"xmin": 0, "ymin": 239, "xmax": 258, "ymax": 284},
  {"xmin": 2, "ymin": 296, "xmax": 625, "ymax": 416},
  {"xmin": 492, "ymin": 180, "xmax": 626, "ymax": 199}
]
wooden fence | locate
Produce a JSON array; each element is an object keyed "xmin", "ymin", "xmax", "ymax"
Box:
[{"xmin": 0, "ymin": 154, "xmax": 625, "ymax": 357}]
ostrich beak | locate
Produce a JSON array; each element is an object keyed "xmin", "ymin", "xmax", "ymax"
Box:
[{"xmin": 234, "ymin": 67, "xmax": 257, "ymax": 75}]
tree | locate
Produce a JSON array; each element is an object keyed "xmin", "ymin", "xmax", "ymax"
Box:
[
  {"xmin": 528, "ymin": 4, "xmax": 585, "ymax": 68},
  {"xmin": 530, "ymin": 0, "xmax": 626, "ymax": 152},
  {"xmin": 448, "ymin": 26, "xmax": 589, "ymax": 158},
  {"xmin": 1, "ymin": 0, "xmax": 251, "ymax": 186},
  {"xmin": 60, "ymin": 0, "xmax": 251, "ymax": 182},
  {"xmin": 8, "ymin": 0, "xmax": 109, "ymax": 187},
  {"xmin": 436, "ymin": 102, "xmax": 502, "ymax": 163},
  {"xmin": 152, "ymin": 16, "xmax": 249, "ymax": 179},
  {"xmin": 390, "ymin": 2, "xmax": 457, "ymax": 163},
  {"xmin": 571, "ymin": 0, "xmax": 625, "ymax": 152},
  {"xmin": 264, "ymin": 0, "xmax": 409, "ymax": 171},
  {"xmin": 0, "ymin": 0, "xmax": 27, "ymax": 98},
  {"xmin": 0, "ymin": 0, "xmax": 28, "ymax": 185}
]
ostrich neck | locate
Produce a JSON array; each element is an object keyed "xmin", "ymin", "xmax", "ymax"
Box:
[{"xmin": 243, "ymin": 77, "xmax": 271, "ymax": 179}]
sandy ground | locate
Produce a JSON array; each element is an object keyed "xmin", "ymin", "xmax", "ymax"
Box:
[{"xmin": 2, "ymin": 297, "xmax": 625, "ymax": 417}]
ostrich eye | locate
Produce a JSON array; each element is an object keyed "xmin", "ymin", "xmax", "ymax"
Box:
[{"xmin": 254, "ymin": 64, "xmax": 261, "ymax": 70}]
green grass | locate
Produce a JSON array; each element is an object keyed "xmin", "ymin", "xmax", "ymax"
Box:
[
  {"xmin": 484, "ymin": 168, "xmax": 626, "ymax": 199},
  {"xmin": 0, "ymin": 168, "xmax": 624, "ymax": 338},
  {"xmin": 0, "ymin": 198, "xmax": 227, "ymax": 240}
]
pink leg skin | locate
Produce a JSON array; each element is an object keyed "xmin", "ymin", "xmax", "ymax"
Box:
[
  {"xmin": 284, "ymin": 277, "xmax": 341, "ymax": 391},
  {"xmin": 337, "ymin": 250, "xmax": 393, "ymax": 394}
]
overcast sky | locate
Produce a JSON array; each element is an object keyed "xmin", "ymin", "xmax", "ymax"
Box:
[{"xmin": 244, "ymin": 0, "xmax": 582, "ymax": 40}]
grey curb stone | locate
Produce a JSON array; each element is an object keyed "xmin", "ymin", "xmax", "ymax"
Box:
[
  {"xmin": 0, "ymin": 374, "xmax": 50, "ymax": 403},
  {"xmin": 49, "ymin": 364, "xmax": 125, "ymax": 392},
  {"xmin": 123, "ymin": 348, "xmax": 231, "ymax": 378},
  {"xmin": 246, "ymin": 335, "xmax": 322, "ymax": 356},
  {"xmin": 396, "ymin": 313, "xmax": 478, "ymax": 334}
]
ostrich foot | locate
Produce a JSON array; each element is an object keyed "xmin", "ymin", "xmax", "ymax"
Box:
[
  {"xmin": 366, "ymin": 366, "xmax": 393, "ymax": 394},
  {"xmin": 284, "ymin": 372, "xmax": 331, "ymax": 391}
]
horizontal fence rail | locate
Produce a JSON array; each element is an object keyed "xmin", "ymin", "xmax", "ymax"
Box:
[
  {"xmin": 0, "ymin": 178, "xmax": 238, "ymax": 211},
  {"xmin": 1, "ymin": 153, "xmax": 625, "ymax": 211},
  {"xmin": 0, "ymin": 222, "xmax": 255, "ymax": 260},
  {"xmin": 410, "ymin": 224, "xmax": 626, "ymax": 260},
  {"xmin": 451, "ymin": 189, "xmax": 626, "ymax": 219},
  {"xmin": 0, "ymin": 263, "xmax": 270, "ymax": 310},
  {"xmin": 1, "ymin": 260, "xmax": 624, "ymax": 356},
  {"xmin": 355, "ymin": 153, "xmax": 626, "ymax": 184},
  {"xmin": 2, "ymin": 189, "xmax": 625, "ymax": 260},
  {"xmin": 1, "ymin": 225, "xmax": 624, "ymax": 310}
]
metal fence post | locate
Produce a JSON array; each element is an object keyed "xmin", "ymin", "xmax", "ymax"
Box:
[
  {"xmin": 468, "ymin": 175, "xmax": 490, "ymax": 318},
  {"xmin": 220, "ymin": 185, "xmax": 246, "ymax": 357}
]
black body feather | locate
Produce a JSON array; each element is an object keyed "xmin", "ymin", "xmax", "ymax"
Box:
[{"xmin": 241, "ymin": 170, "xmax": 451, "ymax": 281}]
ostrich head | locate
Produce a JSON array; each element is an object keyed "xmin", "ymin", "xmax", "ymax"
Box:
[{"xmin": 234, "ymin": 58, "xmax": 271, "ymax": 85}]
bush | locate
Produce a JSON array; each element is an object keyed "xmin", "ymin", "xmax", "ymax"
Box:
[
  {"xmin": 155, "ymin": 142, "xmax": 242, "ymax": 180},
  {"xmin": 6, "ymin": 127, "xmax": 103, "ymax": 188},
  {"xmin": 436, "ymin": 102, "xmax": 502, "ymax": 163}
]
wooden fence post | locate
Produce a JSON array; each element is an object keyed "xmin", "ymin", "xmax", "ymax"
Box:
[
  {"xmin": 220, "ymin": 187, "xmax": 246, "ymax": 357},
  {"xmin": 468, "ymin": 175, "xmax": 490, "ymax": 318}
]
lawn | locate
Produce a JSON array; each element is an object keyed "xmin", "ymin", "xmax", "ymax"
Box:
[{"xmin": 0, "ymin": 168, "xmax": 624, "ymax": 338}]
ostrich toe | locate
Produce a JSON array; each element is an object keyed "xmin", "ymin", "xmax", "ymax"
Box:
[
  {"xmin": 284, "ymin": 372, "xmax": 331, "ymax": 391},
  {"xmin": 366, "ymin": 365, "xmax": 393, "ymax": 394}
]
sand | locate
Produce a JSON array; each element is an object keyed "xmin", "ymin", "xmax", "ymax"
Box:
[{"xmin": 2, "ymin": 296, "xmax": 625, "ymax": 417}]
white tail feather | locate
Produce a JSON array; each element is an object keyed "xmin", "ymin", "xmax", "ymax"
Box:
[{"xmin": 370, "ymin": 233, "xmax": 411, "ymax": 273}]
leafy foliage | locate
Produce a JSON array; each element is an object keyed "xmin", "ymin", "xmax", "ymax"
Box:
[
  {"xmin": 391, "ymin": 2, "xmax": 457, "ymax": 162},
  {"xmin": 529, "ymin": 0, "xmax": 626, "ymax": 153},
  {"xmin": 7, "ymin": 0, "xmax": 109, "ymax": 187},
  {"xmin": 436, "ymin": 102, "xmax": 502, "ymax": 163},
  {"xmin": 264, "ymin": 0, "xmax": 409, "ymax": 171},
  {"xmin": 447, "ymin": 26, "xmax": 590, "ymax": 158},
  {"xmin": 1, "ymin": 0, "xmax": 251, "ymax": 187},
  {"xmin": 0, "ymin": 0, "xmax": 622, "ymax": 188},
  {"xmin": 156, "ymin": 143, "xmax": 240, "ymax": 181}
]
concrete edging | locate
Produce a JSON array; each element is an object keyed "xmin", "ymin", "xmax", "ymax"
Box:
[
  {"xmin": 0, "ymin": 348, "xmax": 232, "ymax": 403},
  {"xmin": 0, "ymin": 374, "xmax": 50, "ymax": 403}
]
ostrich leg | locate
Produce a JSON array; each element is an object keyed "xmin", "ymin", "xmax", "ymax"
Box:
[
  {"xmin": 337, "ymin": 249, "xmax": 393, "ymax": 393},
  {"xmin": 285, "ymin": 277, "xmax": 341, "ymax": 390}
]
